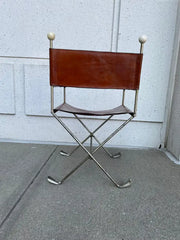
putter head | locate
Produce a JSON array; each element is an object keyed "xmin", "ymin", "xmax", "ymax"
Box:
[
  {"xmin": 47, "ymin": 176, "xmax": 61, "ymax": 185},
  {"xmin": 117, "ymin": 179, "xmax": 132, "ymax": 188},
  {"xmin": 60, "ymin": 150, "xmax": 70, "ymax": 157},
  {"xmin": 112, "ymin": 152, "xmax": 121, "ymax": 159}
]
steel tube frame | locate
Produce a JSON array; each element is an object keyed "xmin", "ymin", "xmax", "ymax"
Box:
[
  {"xmin": 74, "ymin": 114, "xmax": 120, "ymax": 158},
  {"xmin": 49, "ymin": 111, "xmax": 133, "ymax": 188},
  {"xmin": 60, "ymin": 115, "xmax": 113, "ymax": 157},
  {"xmin": 47, "ymin": 32, "xmax": 147, "ymax": 188}
]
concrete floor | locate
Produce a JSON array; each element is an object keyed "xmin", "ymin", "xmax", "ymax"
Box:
[{"xmin": 0, "ymin": 143, "xmax": 180, "ymax": 240}]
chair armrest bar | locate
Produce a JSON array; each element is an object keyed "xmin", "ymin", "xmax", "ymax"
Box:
[
  {"xmin": 122, "ymin": 89, "xmax": 125, "ymax": 105},
  {"xmin": 64, "ymin": 87, "xmax": 66, "ymax": 103},
  {"xmin": 134, "ymin": 35, "xmax": 147, "ymax": 115},
  {"xmin": 51, "ymin": 86, "xmax": 54, "ymax": 113},
  {"xmin": 48, "ymin": 33, "xmax": 56, "ymax": 112},
  {"xmin": 134, "ymin": 90, "xmax": 139, "ymax": 116}
]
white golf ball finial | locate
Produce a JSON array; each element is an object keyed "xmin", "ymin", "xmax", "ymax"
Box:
[
  {"xmin": 139, "ymin": 35, "xmax": 147, "ymax": 44},
  {"xmin": 47, "ymin": 32, "xmax": 55, "ymax": 41}
]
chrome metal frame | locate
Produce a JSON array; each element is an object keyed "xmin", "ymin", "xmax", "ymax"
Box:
[
  {"xmin": 48, "ymin": 108, "xmax": 133, "ymax": 188},
  {"xmin": 74, "ymin": 114, "xmax": 121, "ymax": 158},
  {"xmin": 47, "ymin": 32, "xmax": 147, "ymax": 188}
]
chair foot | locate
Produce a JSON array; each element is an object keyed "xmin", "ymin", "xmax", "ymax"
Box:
[
  {"xmin": 47, "ymin": 176, "xmax": 132, "ymax": 188},
  {"xmin": 47, "ymin": 176, "xmax": 62, "ymax": 185},
  {"xmin": 116, "ymin": 178, "xmax": 132, "ymax": 188},
  {"xmin": 59, "ymin": 150, "xmax": 70, "ymax": 157},
  {"xmin": 111, "ymin": 152, "xmax": 121, "ymax": 159}
]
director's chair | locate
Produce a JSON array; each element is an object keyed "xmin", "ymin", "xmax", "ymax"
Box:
[{"xmin": 47, "ymin": 32, "xmax": 147, "ymax": 188}]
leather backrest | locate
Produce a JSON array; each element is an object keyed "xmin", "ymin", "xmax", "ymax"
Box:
[{"xmin": 50, "ymin": 48, "xmax": 143, "ymax": 90}]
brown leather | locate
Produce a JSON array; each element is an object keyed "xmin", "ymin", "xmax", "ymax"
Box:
[
  {"xmin": 53, "ymin": 102, "xmax": 134, "ymax": 116},
  {"xmin": 50, "ymin": 49, "xmax": 143, "ymax": 90}
]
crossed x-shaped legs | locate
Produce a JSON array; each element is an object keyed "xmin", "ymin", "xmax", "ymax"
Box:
[
  {"xmin": 60, "ymin": 114, "xmax": 121, "ymax": 158},
  {"xmin": 48, "ymin": 111, "xmax": 133, "ymax": 188}
]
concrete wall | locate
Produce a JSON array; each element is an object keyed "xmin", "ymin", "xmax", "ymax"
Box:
[
  {"xmin": 0, "ymin": 0, "xmax": 178, "ymax": 148},
  {"xmin": 167, "ymin": 43, "xmax": 180, "ymax": 160}
]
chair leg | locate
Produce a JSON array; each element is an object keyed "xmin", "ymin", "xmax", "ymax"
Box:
[
  {"xmin": 60, "ymin": 138, "xmax": 121, "ymax": 159},
  {"xmin": 48, "ymin": 152, "xmax": 131, "ymax": 188},
  {"xmin": 74, "ymin": 114, "xmax": 121, "ymax": 159},
  {"xmin": 59, "ymin": 115, "xmax": 113, "ymax": 157},
  {"xmin": 91, "ymin": 134, "xmax": 121, "ymax": 159},
  {"xmin": 90, "ymin": 135, "xmax": 93, "ymax": 154},
  {"xmin": 48, "ymin": 112, "xmax": 133, "ymax": 188},
  {"xmin": 47, "ymin": 156, "xmax": 89, "ymax": 185},
  {"xmin": 90, "ymin": 156, "xmax": 132, "ymax": 188}
]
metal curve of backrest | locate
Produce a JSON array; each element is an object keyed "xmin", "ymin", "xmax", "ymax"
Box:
[{"xmin": 49, "ymin": 48, "xmax": 143, "ymax": 90}]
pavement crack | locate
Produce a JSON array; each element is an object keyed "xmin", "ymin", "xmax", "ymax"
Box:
[{"xmin": 0, "ymin": 145, "xmax": 58, "ymax": 229}]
